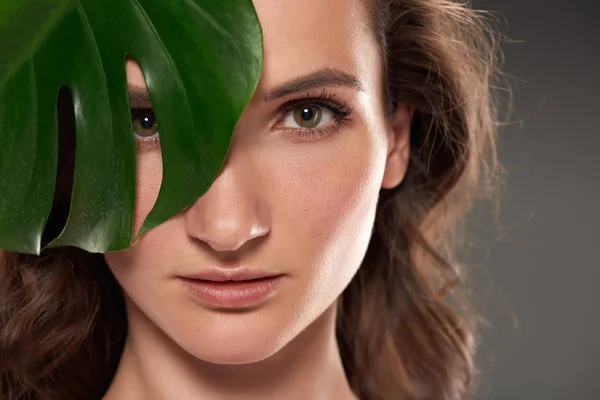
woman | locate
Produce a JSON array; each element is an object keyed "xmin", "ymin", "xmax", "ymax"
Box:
[{"xmin": 0, "ymin": 0, "xmax": 502, "ymax": 399}]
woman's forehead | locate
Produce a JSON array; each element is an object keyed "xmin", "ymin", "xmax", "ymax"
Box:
[
  {"xmin": 252, "ymin": 0, "xmax": 370, "ymax": 43},
  {"xmin": 127, "ymin": 0, "xmax": 381, "ymax": 94},
  {"xmin": 254, "ymin": 0, "xmax": 377, "ymax": 89}
]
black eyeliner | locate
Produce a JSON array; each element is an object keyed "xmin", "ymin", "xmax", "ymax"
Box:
[{"xmin": 278, "ymin": 88, "xmax": 354, "ymax": 120}]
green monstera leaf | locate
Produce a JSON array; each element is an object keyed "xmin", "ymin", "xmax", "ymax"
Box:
[{"xmin": 0, "ymin": 0, "xmax": 263, "ymax": 254}]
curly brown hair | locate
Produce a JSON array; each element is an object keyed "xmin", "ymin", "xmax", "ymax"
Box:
[{"xmin": 0, "ymin": 0, "xmax": 504, "ymax": 399}]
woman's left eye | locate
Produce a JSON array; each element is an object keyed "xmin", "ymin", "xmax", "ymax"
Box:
[
  {"xmin": 131, "ymin": 108, "xmax": 160, "ymax": 149},
  {"xmin": 282, "ymin": 105, "xmax": 334, "ymax": 130},
  {"xmin": 132, "ymin": 109, "xmax": 158, "ymax": 138}
]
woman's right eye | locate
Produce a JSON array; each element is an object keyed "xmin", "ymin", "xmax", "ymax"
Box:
[{"xmin": 131, "ymin": 108, "xmax": 160, "ymax": 149}]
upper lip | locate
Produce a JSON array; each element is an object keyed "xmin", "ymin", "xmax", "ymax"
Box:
[{"xmin": 179, "ymin": 267, "xmax": 283, "ymax": 282}]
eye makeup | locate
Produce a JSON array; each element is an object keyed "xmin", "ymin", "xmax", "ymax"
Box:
[
  {"xmin": 127, "ymin": 86, "xmax": 355, "ymax": 150},
  {"xmin": 274, "ymin": 88, "xmax": 353, "ymax": 141},
  {"xmin": 131, "ymin": 108, "xmax": 160, "ymax": 150}
]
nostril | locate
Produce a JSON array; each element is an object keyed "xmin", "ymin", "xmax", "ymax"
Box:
[{"xmin": 182, "ymin": 173, "xmax": 271, "ymax": 253}]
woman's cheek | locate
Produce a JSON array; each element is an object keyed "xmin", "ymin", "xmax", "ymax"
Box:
[
  {"xmin": 265, "ymin": 133, "xmax": 383, "ymax": 246},
  {"xmin": 133, "ymin": 150, "xmax": 163, "ymax": 237}
]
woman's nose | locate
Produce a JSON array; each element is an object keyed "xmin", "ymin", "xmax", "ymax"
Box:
[{"xmin": 184, "ymin": 162, "xmax": 270, "ymax": 253}]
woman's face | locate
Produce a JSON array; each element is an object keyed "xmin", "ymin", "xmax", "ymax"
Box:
[{"xmin": 104, "ymin": 0, "xmax": 412, "ymax": 364}]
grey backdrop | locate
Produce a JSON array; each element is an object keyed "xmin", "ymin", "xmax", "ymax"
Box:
[{"xmin": 469, "ymin": 1, "xmax": 600, "ymax": 399}]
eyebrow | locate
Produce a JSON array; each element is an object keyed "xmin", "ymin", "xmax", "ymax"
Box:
[
  {"xmin": 259, "ymin": 68, "xmax": 364, "ymax": 103},
  {"xmin": 126, "ymin": 67, "xmax": 364, "ymax": 107},
  {"xmin": 127, "ymin": 86, "xmax": 152, "ymax": 108}
]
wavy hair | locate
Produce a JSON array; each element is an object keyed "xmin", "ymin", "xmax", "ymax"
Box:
[{"xmin": 0, "ymin": 1, "xmax": 504, "ymax": 399}]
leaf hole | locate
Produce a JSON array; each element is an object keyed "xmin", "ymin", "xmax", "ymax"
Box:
[{"xmin": 41, "ymin": 86, "xmax": 76, "ymax": 245}]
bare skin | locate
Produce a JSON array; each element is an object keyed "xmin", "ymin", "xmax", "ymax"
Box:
[{"xmin": 102, "ymin": 0, "xmax": 414, "ymax": 399}]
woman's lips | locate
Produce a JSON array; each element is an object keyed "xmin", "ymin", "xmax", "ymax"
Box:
[{"xmin": 179, "ymin": 275, "xmax": 284, "ymax": 309}]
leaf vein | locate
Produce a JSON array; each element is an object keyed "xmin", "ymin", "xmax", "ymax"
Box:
[
  {"xmin": 75, "ymin": 1, "xmax": 114, "ymax": 133},
  {"xmin": 131, "ymin": 0, "xmax": 191, "ymax": 114},
  {"xmin": 181, "ymin": 0, "xmax": 244, "ymax": 61}
]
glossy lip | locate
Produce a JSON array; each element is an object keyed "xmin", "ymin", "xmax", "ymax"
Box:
[
  {"xmin": 178, "ymin": 267, "xmax": 285, "ymax": 309},
  {"xmin": 180, "ymin": 267, "xmax": 283, "ymax": 282}
]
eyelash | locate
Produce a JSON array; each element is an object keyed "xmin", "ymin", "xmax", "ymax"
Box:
[
  {"xmin": 275, "ymin": 89, "xmax": 353, "ymax": 140},
  {"xmin": 130, "ymin": 108, "xmax": 160, "ymax": 150},
  {"xmin": 130, "ymin": 89, "xmax": 353, "ymax": 147}
]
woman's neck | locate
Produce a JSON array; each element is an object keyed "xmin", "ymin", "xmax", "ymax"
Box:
[{"xmin": 103, "ymin": 301, "xmax": 357, "ymax": 400}]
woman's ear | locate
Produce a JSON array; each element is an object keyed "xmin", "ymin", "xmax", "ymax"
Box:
[{"xmin": 381, "ymin": 103, "xmax": 415, "ymax": 189}]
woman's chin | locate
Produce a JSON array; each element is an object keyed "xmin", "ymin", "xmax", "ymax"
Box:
[
  {"xmin": 181, "ymin": 338, "xmax": 284, "ymax": 365},
  {"xmin": 173, "ymin": 323, "xmax": 290, "ymax": 365}
]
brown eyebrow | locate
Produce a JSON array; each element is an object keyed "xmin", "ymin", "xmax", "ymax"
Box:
[
  {"xmin": 127, "ymin": 85, "xmax": 153, "ymax": 108},
  {"xmin": 126, "ymin": 67, "xmax": 363, "ymax": 108},
  {"xmin": 258, "ymin": 68, "xmax": 364, "ymax": 103}
]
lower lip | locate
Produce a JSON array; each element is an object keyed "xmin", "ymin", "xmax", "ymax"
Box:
[{"xmin": 179, "ymin": 275, "xmax": 284, "ymax": 309}]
